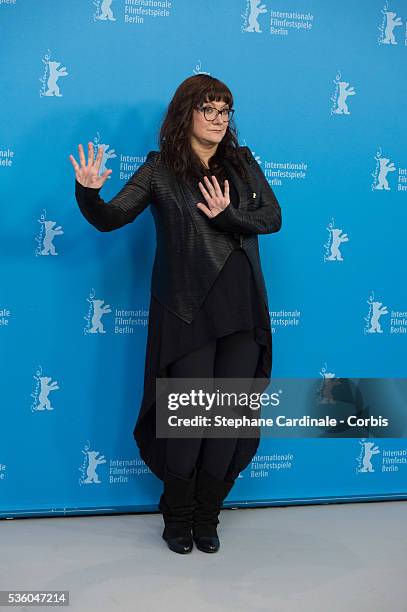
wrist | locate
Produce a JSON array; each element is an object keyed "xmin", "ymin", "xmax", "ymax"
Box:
[
  {"xmin": 208, "ymin": 202, "xmax": 234, "ymax": 229},
  {"xmin": 75, "ymin": 178, "xmax": 102, "ymax": 192}
]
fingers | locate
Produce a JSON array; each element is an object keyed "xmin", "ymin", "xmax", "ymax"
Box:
[
  {"xmin": 203, "ymin": 176, "xmax": 216, "ymax": 196},
  {"xmin": 94, "ymin": 144, "xmax": 104, "ymax": 172},
  {"xmin": 224, "ymin": 179, "xmax": 229, "ymax": 200},
  {"xmin": 209, "ymin": 175, "xmax": 223, "ymax": 197},
  {"xmin": 78, "ymin": 144, "xmax": 86, "ymax": 167},
  {"xmin": 101, "ymin": 169, "xmax": 112, "ymax": 180},
  {"xmin": 196, "ymin": 202, "xmax": 211, "ymax": 217},
  {"xmin": 87, "ymin": 142, "xmax": 94, "ymax": 168},
  {"xmin": 203, "ymin": 175, "xmax": 221, "ymax": 197},
  {"xmin": 198, "ymin": 180, "xmax": 211, "ymax": 201},
  {"xmin": 76, "ymin": 142, "xmax": 103, "ymax": 170},
  {"xmin": 69, "ymin": 142, "xmax": 102, "ymax": 179},
  {"xmin": 69, "ymin": 154, "xmax": 79, "ymax": 172},
  {"xmin": 198, "ymin": 175, "xmax": 221, "ymax": 200}
]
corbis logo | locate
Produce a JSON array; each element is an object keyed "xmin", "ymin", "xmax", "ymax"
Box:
[
  {"xmin": 30, "ymin": 365, "xmax": 60, "ymax": 412},
  {"xmin": 35, "ymin": 210, "xmax": 64, "ymax": 257},
  {"xmin": 39, "ymin": 50, "xmax": 68, "ymax": 98},
  {"xmin": 323, "ymin": 218, "xmax": 349, "ymax": 262},
  {"xmin": 330, "ymin": 71, "xmax": 356, "ymax": 116},
  {"xmin": 79, "ymin": 441, "xmax": 107, "ymax": 485}
]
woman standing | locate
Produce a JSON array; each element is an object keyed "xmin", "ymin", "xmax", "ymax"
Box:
[{"xmin": 70, "ymin": 74, "xmax": 282, "ymax": 555}]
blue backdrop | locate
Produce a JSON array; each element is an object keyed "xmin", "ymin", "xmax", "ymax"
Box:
[{"xmin": 1, "ymin": 0, "xmax": 406, "ymax": 518}]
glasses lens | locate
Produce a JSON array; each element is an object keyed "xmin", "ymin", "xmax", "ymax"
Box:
[{"xmin": 202, "ymin": 107, "xmax": 233, "ymax": 121}]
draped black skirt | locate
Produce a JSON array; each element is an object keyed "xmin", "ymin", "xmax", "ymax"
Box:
[{"xmin": 133, "ymin": 246, "xmax": 273, "ymax": 481}]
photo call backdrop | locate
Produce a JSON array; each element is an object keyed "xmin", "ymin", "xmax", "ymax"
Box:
[{"xmin": 1, "ymin": 0, "xmax": 406, "ymax": 518}]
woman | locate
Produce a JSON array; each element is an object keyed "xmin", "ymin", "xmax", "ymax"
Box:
[{"xmin": 69, "ymin": 74, "xmax": 282, "ymax": 555}]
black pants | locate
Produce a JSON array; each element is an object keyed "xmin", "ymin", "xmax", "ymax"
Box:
[{"xmin": 165, "ymin": 328, "xmax": 260, "ymax": 481}]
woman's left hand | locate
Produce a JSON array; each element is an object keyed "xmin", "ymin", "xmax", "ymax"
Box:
[{"xmin": 196, "ymin": 175, "xmax": 230, "ymax": 218}]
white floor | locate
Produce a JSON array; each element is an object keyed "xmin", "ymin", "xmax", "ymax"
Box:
[{"xmin": 2, "ymin": 500, "xmax": 406, "ymax": 612}]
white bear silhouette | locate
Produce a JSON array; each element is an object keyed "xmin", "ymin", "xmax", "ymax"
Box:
[
  {"xmin": 333, "ymin": 81, "xmax": 356, "ymax": 115},
  {"xmin": 36, "ymin": 376, "xmax": 59, "ymax": 411},
  {"xmin": 327, "ymin": 228, "xmax": 349, "ymax": 261},
  {"xmin": 383, "ymin": 11, "xmax": 402, "ymax": 45},
  {"xmin": 244, "ymin": 0, "xmax": 267, "ymax": 33},
  {"xmin": 368, "ymin": 301, "xmax": 388, "ymax": 333},
  {"xmin": 374, "ymin": 157, "xmax": 396, "ymax": 190},
  {"xmin": 97, "ymin": 144, "xmax": 117, "ymax": 177},
  {"xmin": 96, "ymin": 0, "xmax": 116, "ymax": 21},
  {"xmin": 44, "ymin": 61, "xmax": 68, "ymax": 97},
  {"xmin": 89, "ymin": 298, "xmax": 112, "ymax": 333},
  {"xmin": 41, "ymin": 220, "xmax": 64, "ymax": 256},
  {"xmin": 83, "ymin": 450, "xmax": 106, "ymax": 484},
  {"xmin": 359, "ymin": 441, "xmax": 380, "ymax": 472}
]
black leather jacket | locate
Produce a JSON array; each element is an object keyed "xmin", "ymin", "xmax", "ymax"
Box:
[{"xmin": 75, "ymin": 146, "xmax": 282, "ymax": 323}]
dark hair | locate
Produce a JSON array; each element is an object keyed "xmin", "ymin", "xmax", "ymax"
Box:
[{"xmin": 158, "ymin": 74, "xmax": 250, "ymax": 188}]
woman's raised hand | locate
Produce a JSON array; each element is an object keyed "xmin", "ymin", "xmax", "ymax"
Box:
[
  {"xmin": 197, "ymin": 175, "xmax": 230, "ymax": 218},
  {"xmin": 69, "ymin": 142, "xmax": 112, "ymax": 189}
]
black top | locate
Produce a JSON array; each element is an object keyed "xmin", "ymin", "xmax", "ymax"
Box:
[{"xmin": 151, "ymin": 174, "xmax": 271, "ymax": 370}]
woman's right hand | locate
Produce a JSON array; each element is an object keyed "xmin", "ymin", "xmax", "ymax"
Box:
[{"xmin": 69, "ymin": 142, "xmax": 112, "ymax": 189}]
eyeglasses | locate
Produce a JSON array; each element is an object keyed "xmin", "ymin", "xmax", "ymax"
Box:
[{"xmin": 196, "ymin": 105, "xmax": 235, "ymax": 122}]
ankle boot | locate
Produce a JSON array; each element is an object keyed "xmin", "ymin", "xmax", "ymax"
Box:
[
  {"xmin": 158, "ymin": 465, "xmax": 197, "ymax": 554},
  {"xmin": 192, "ymin": 468, "xmax": 235, "ymax": 553}
]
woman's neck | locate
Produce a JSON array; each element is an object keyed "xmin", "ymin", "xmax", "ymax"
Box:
[{"xmin": 190, "ymin": 139, "xmax": 218, "ymax": 169}]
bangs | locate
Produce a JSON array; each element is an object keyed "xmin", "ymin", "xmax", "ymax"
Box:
[{"xmin": 198, "ymin": 82, "xmax": 233, "ymax": 108}]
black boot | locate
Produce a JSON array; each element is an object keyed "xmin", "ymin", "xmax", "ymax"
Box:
[
  {"xmin": 192, "ymin": 468, "xmax": 235, "ymax": 553},
  {"xmin": 158, "ymin": 465, "xmax": 196, "ymax": 554}
]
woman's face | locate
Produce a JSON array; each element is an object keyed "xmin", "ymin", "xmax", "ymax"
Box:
[{"xmin": 190, "ymin": 98, "xmax": 230, "ymax": 146}]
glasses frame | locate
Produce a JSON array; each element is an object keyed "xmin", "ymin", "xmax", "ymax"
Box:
[{"xmin": 196, "ymin": 105, "xmax": 235, "ymax": 123}]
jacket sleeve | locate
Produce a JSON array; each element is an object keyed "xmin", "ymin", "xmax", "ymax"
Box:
[
  {"xmin": 74, "ymin": 151, "xmax": 158, "ymax": 232},
  {"xmin": 208, "ymin": 146, "xmax": 282, "ymax": 235}
]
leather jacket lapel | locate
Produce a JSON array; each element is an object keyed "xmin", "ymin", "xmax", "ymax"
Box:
[
  {"xmin": 177, "ymin": 178, "xmax": 201, "ymax": 234},
  {"xmin": 220, "ymin": 156, "xmax": 255, "ymax": 209}
]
